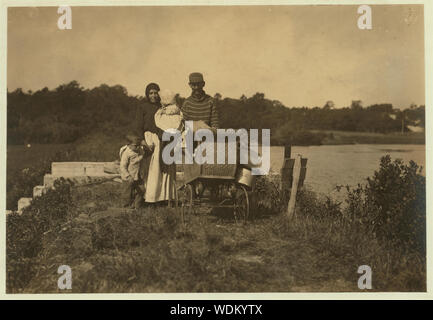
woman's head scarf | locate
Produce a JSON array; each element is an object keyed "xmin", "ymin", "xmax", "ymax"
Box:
[{"xmin": 145, "ymin": 83, "xmax": 161, "ymax": 103}]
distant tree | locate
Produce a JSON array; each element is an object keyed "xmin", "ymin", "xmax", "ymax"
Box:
[
  {"xmin": 11, "ymin": 88, "xmax": 24, "ymax": 94},
  {"xmin": 351, "ymin": 100, "xmax": 363, "ymax": 110},
  {"xmin": 406, "ymin": 105, "xmax": 425, "ymax": 127},
  {"xmin": 367, "ymin": 103, "xmax": 393, "ymax": 113},
  {"xmin": 323, "ymin": 100, "xmax": 334, "ymax": 110},
  {"xmin": 6, "ymin": 83, "xmax": 425, "ymax": 146},
  {"xmin": 272, "ymin": 100, "xmax": 284, "ymax": 108},
  {"xmin": 252, "ymin": 92, "xmax": 265, "ymax": 100}
]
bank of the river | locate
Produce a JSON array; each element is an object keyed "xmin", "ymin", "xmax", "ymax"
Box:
[{"xmin": 292, "ymin": 143, "xmax": 425, "ymax": 203}]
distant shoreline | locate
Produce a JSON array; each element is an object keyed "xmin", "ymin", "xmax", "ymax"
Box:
[
  {"xmin": 306, "ymin": 130, "xmax": 425, "ymax": 146},
  {"xmin": 6, "ymin": 130, "xmax": 426, "ymax": 149}
]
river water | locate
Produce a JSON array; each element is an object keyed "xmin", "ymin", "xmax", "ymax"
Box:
[{"xmin": 290, "ymin": 144, "xmax": 426, "ymax": 202}]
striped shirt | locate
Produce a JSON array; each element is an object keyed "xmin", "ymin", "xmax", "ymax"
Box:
[{"xmin": 181, "ymin": 93, "xmax": 219, "ymax": 128}]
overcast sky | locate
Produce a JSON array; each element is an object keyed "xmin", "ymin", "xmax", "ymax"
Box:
[{"xmin": 7, "ymin": 5, "xmax": 425, "ymax": 109}]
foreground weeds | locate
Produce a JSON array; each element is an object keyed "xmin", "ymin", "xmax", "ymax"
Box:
[{"xmin": 7, "ymin": 156, "xmax": 426, "ymax": 292}]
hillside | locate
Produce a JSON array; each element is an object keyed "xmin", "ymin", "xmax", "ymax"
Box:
[{"xmin": 7, "ymin": 81, "xmax": 425, "ymax": 146}]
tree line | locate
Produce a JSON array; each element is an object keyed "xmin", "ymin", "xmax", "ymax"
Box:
[{"xmin": 7, "ymin": 81, "xmax": 425, "ymax": 146}]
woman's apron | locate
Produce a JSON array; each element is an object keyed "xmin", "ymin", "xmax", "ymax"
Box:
[{"xmin": 143, "ymin": 131, "xmax": 175, "ymax": 203}]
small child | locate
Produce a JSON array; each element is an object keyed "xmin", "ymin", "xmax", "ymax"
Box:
[
  {"xmin": 119, "ymin": 134, "xmax": 145, "ymax": 209},
  {"xmin": 154, "ymin": 93, "xmax": 184, "ymax": 134}
]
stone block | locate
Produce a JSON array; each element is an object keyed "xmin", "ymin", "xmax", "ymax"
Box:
[
  {"xmin": 33, "ymin": 185, "xmax": 47, "ymax": 198},
  {"xmin": 84, "ymin": 163, "xmax": 106, "ymax": 176},
  {"xmin": 18, "ymin": 197, "xmax": 32, "ymax": 212},
  {"xmin": 52, "ymin": 162, "xmax": 106, "ymax": 176},
  {"xmin": 103, "ymin": 161, "xmax": 120, "ymax": 174},
  {"xmin": 43, "ymin": 174, "xmax": 56, "ymax": 188},
  {"xmin": 52, "ymin": 162, "xmax": 85, "ymax": 176}
]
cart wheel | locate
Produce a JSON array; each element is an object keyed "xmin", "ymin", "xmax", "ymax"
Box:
[
  {"xmin": 233, "ymin": 185, "xmax": 250, "ymax": 223},
  {"xmin": 180, "ymin": 184, "xmax": 194, "ymax": 218},
  {"xmin": 248, "ymin": 190, "xmax": 258, "ymax": 220}
]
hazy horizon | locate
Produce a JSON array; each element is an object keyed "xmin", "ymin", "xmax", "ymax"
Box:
[{"xmin": 7, "ymin": 5, "xmax": 425, "ymax": 109}]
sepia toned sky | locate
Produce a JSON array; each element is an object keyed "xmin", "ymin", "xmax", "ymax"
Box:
[{"xmin": 7, "ymin": 5, "xmax": 425, "ymax": 109}]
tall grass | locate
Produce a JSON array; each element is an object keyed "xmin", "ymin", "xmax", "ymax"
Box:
[
  {"xmin": 6, "ymin": 156, "xmax": 426, "ymax": 293},
  {"xmin": 275, "ymin": 155, "xmax": 426, "ymax": 291}
]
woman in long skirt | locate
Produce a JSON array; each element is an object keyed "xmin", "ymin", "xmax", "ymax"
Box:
[
  {"xmin": 143, "ymin": 131, "xmax": 176, "ymax": 203},
  {"xmin": 135, "ymin": 83, "xmax": 175, "ymax": 204}
]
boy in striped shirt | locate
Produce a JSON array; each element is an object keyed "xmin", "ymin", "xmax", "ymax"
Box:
[
  {"xmin": 182, "ymin": 73, "xmax": 220, "ymax": 198},
  {"xmin": 181, "ymin": 72, "xmax": 219, "ymax": 130}
]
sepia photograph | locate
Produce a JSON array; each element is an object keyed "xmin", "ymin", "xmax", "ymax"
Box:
[{"xmin": 3, "ymin": 2, "xmax": 428, "ymax": 295}]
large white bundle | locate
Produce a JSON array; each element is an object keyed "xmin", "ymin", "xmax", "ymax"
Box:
[{"xmin": 154, "ymin": 104, "xmax": 183, "ymax": 133}]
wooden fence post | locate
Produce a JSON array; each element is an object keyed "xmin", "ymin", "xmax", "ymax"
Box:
[
  {"xmin": 284, "ymin": 144, "xmax": 291, "ymax": 159},
  {"xmin": 280, "ymin": 145, "xmax": 292, "ymax": 193},
  {"xmin": 287, "ymin": 154, "xmax": 302, "ymax": 219}
]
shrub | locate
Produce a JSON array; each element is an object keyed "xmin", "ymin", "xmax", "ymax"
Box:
[
  {"xmin": 7, "ymin": 180, "xmax": 74, "ymax": 292},
  {"xmin": 281, "ymin": 157, "xmax": 426, "ymax": 291},
  {"xmin": 345, "ymin": 155, "xmax": 426, "ymax": 254},
  {"xmin": 297, "ymin": 188, "xmax": 343, "ymax": 222},
  {"xmin": 294, "ymin": 155, "xmax": 426, "ymax": 255},
  {"xmin": 254, "ymin": 175, "xmax": 287, "ymax": 215},
  {"xmin": 7, "ymin": 165, "xmax": 49, "ymax": 210}
]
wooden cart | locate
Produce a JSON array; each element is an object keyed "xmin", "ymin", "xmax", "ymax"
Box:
[{"xmin": 175, "ymin": 158, "xmax": 256, "ymax": 224}]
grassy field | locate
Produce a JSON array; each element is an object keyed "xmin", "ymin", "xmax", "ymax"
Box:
[
  {"xmin": 313, "ymin": 130, "xmax": 425, "ymax": 145},
  {"xmin": 7, "ymin": 144, "xmax": 74, "ymax": 174},
  {"xmin": 7, "ymin": 172, "xmax": 426, "ymax": 293}
]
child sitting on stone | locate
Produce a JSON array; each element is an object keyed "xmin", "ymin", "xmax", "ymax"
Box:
[{"xmin": 119, "ymin": 134, "xmax": 145, "ymax": 209}]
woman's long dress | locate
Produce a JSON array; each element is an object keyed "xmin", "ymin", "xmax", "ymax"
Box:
[{"xmin": 143, "ymin": 131, "xmax": 176, "ymax": 202}]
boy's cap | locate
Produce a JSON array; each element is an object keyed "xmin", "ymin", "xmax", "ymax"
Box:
[
  {"xmin": 189, "ymin": 72, "xmax": 204, "ymax": 83},
  {"xmin": 126, "ymin": 134, "xmax": 141, "ymax": 145}
]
